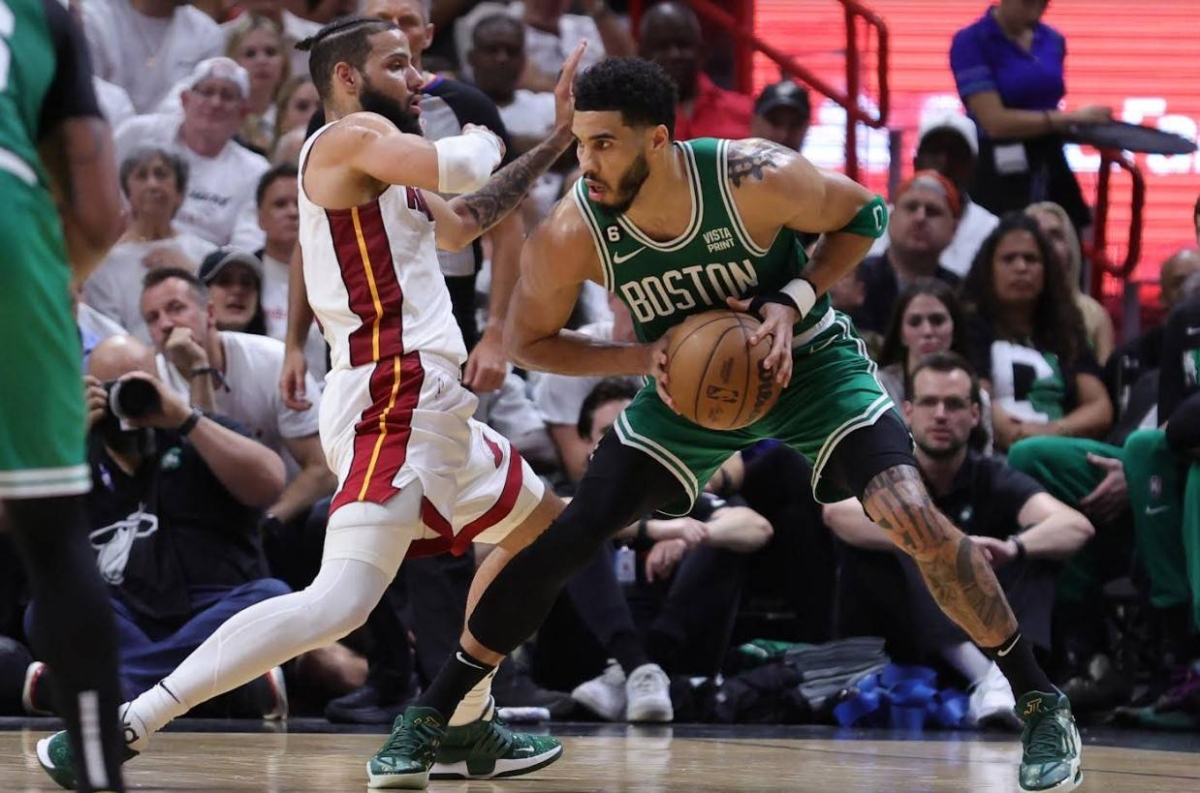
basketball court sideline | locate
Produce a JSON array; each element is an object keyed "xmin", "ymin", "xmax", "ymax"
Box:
[{"xmin": 3, "ymin": 719, "xmax": 1198, "ymax": 792}]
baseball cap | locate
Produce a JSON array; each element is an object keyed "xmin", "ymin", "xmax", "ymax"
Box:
[
  {"xmin": 198, "ymin": 249, "xmax": 263, "ymax": 284},
  {"xmin": 182, "ymin": 57, "xmax": 250, "ymax": 100},
  {"xmin": 755, "ymin": 80, "xmax": 812, "ymax": 118},
  {"xmin": 917, "ymin": 113, "xmax": 979, "ymax": 156}
]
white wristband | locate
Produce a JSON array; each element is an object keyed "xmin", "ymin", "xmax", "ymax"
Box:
[
  {"xmin": 780, "ymin": 278, "xmax": 818, "ymax": 318},
  {"xmin": 433, "ymin": 130, "xmax": 503, "ymax": 194}
]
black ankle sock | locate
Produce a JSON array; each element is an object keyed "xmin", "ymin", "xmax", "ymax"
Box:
[
  {"xmin": 985, "ymin": 632, "xmax": 1055, "ymax": 698},
  {"xmin": 609, "ymin": 630, "xmax": 650, "ymax": 675},
  {"xmin": 415, "ymin": 645, "xmax": 496, "ymax": 720}
]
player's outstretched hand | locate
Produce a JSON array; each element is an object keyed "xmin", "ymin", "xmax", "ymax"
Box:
[
  {"xmin": 552, "ymin": 41, "xmax": 587, "ymax": 138},
  {"xmin": 726, "ymin": 296, "xmax": 796, "ymax": 387},
  {"xmin": 280, "ymin": 346, "xmax": 312, "ymax": 411}
]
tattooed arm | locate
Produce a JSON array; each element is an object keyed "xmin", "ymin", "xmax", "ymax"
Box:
[
  {"xmin": 861, "ymin": 464, "xmax": 1019, "ymax": 648},
  {"xmin": 727, "ymin": 138, "xmax": 878, "ymax": 295}
]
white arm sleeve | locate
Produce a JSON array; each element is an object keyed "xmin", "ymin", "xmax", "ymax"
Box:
[{"xmin": 434, "ymin": 130, "xmax": 504, "ymax": 194}]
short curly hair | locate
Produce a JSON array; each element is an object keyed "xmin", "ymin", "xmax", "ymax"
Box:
[{"xmin": 574, "ymin": 57, "xmax": 677, "ymax": 138}]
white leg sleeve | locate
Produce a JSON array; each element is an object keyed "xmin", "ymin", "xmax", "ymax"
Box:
[{"xmin": 127, "ymin": 491, "xmax": 425, "ymax": 742}]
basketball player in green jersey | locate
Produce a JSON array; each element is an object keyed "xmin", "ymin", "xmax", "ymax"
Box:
[
  {"xmin": 389, "ymin": 58, "xmax": 1082, "ymax": 793},
  {"xmin": 0, "ymin": 0, "xmax": 128, "ymax": 790}
]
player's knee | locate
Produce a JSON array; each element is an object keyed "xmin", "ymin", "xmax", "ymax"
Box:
[{"xmin": 1124, "ymin": 427, "xmax": 1166, "ymax": 459}]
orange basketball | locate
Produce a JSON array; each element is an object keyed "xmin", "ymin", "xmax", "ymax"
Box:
[{"xmin": 664, "ymin": 310, "xmax": 782, "ymax": 430}]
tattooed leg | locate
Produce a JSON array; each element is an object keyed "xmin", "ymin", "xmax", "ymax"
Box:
[{"xmin": 861, "ymin": 465, "xmax": 1017, "ymax": 648}]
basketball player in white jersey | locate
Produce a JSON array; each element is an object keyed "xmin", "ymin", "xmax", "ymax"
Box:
[{"xmin": 39, "ymin": 17, "xmax": 584, "ymax": 791}]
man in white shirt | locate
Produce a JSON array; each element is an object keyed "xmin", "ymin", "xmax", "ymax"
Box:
[
  {"xmin": 254, "ymin": 164, "xmax": 328, "ymax": 381},
  {"xmin": 869, "ymin": 113, "xmax": 999, "ymax": 277},
  {"xmin": 83, "ymin": 0, "xmax": 224, "ymax": 113},
  {"xmin": 114, "ymin": 58, "xmax": 270, "ymax": 252},
  {"xmin": 139, "ymin": 265, "xmax": 335, "ymax": 530}
]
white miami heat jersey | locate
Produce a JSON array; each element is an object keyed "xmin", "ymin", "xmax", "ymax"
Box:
[{"xmin": 297, "ymin": 123, "xmax": 468, "ymax": 372}]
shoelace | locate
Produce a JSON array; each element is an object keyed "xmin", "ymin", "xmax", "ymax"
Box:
[
  {"xmin": 380, "ymin": 716, "xmax": 442, "ymax": 762},
  {"xmin": 1025, "ymin": 712, "xmax": 1065, "ymax": 762}
]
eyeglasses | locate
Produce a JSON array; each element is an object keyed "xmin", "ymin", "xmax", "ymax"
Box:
[
  {"xmin": 904, "ymin": 312, "xmax": 950, "ymax": 329},
  {"xmin": 912, "ymin": 395, "xmax": 972, "ymax": 412}
]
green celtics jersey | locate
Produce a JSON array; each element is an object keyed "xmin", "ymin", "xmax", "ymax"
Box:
[
  {"xmin": 0, "ymin": 0, "xmax": 61, "ymax": 191},
  {"xmin": 572, "ymin": 137, "xmax": 831, "ymax": 344}
]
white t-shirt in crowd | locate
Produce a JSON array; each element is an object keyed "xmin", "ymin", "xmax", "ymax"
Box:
[
  {"xmin": 83, "ymin": 233, "xmax": 215, "ymax": 344},
  {"xmin": 530, "ymin": 321, "xmax": 641, "ymax": 426},
  {"xmin": 94, "ymin": 77, "xmax": 136, "ymax": 129},
  {"xmin": 158, "ymin": 331, "xmax": 322, "ymax": 478},
  {"xmin": 260, "ymin": 252, "xmax": 329, "ymax": 383},
  {"xmin": 868, "ymin": 200, "xmax": 999, "ymax": 277},
  {"xmin": 115, "ymin": 114, "xmax": 269, "ymax": 251},
  {"xmin": 84, "ymin": 0, "xmax": 224, "ymax": 113}
]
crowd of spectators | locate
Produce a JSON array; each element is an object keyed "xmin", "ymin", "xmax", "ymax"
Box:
[{"xmin": 5, "ymin": 0, "xmax": 1200, "ymax": 736}]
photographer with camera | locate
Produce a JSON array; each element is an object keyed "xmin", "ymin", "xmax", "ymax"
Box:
[{"xmin": 23, "ymin": 335, "xmax": 291, "ymax": 714}]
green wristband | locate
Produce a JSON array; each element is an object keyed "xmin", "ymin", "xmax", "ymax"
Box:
[{"xmin": 841, "ymin": 195, "xmax": 889, "ymax": 239}]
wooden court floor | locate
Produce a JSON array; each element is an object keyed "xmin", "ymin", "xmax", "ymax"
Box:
[{"xmin": 3, "ymin": 723, "xmax": 1200, "ymax": 792}]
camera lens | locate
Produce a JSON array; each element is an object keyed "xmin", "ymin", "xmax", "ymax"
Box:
[{"xmin": 109, "ymin": 379, "xmax": 161, "ymax": 420}]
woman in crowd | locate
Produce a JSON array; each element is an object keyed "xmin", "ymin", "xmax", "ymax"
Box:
[
  {"xmin": 83, "ymin": 148, "xmax": 214, "ymax": 343},
  {"xmin": 226, "ymin": 15, "xmax": 289, "ymax": 154},
  {"xmin": 273, "ymin": 75, "xmax": 319, "ymax": 142},
  {"xmin": 1026, "ymin": 201, "xmax": 1115, "ymax": 365},
  {"xmin": 198, "ymin": 250, "xmax": 268, "ymax": 336},
  {"xmin": 950, "ymin": 0, "xmax": 1112, "ymax": 232},
  {"xmin": 877, "ymin": 278, "xmax": 993, "ymax": 453},
  {"xmin": 962, "ymin": 214, "xmax": 1112, "ymax": 452}
]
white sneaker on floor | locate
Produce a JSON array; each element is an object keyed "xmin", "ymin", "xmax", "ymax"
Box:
[
  {"xmin": 572, "ymin": 659, "xmax": 626, "ymax": 721},
  {"xmin": 968, "ymin": 662, "xmax": 1021, "ymax": 730},
  {"xmin": 625, "ymin": 663, "xmax": 673, "ymax": 723}
]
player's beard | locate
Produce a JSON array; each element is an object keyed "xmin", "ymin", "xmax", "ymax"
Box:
[
  {"xmin": 359, "ymin": 78, "xmax": 423, "ymax": 136},
  {"xmin": 590, "ymin": 152, "xmax": 650, "ymax": 215}
]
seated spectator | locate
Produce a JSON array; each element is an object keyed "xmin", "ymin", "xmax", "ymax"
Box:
[
  {"xmin": 199, "ymin": 249, "xmax": 268, "ymax": 335},
  {"xmin": 83, "ymin": 0, "xmax": 224, "ymax": 113},
  {"xmin": 877, "ymin": 278, "xmax": 994, "ymax": 453},
  {"xmin": 272, "ymin": 75, "xmax": 319, "ymax": 143},
  {"xmin": 140, "ymin": 268, "xmax": 334, "ymax": 535},
  {"xmin": 469, "ymin": 14, "xmax": 554, "ymax": 154},
  {"xmin": 115, "ymin": 58, "xmax": 270, "ymax": 251},
  {"xmin": 75, "ymin": 283, "xmax": 130, "ymax": 368},
  {"xmin": 869, "ymin": 113, "xmax": 999, "ymax": 277},
  {"xmin": 510, "ymin": 0, "xmax": 627, "ymax": 91},
  {"xmin": 253, "ymin": 165, "xmax": 329, "ymax": 380},
  {"xmin": 22, "ymin": 335, "xmax": 289, "ymax": 711},
  {"xmin": 545, "ymin": 379, "xmax": 771, "ymax": 722},
  {"xmin": 83, "ymin": 147, "xmax": 215, "ymax": 344},
  {"xmin": 827, "ymin": 353, "xmax": 1092, "ymax": 727},
  {"xmin": 962, "ymin": 214, "xmax": 1113, "ymax": 451},
  {"xmin": 225, "ymin": 15, "xmax": 290, "ymax": 154},
  {"xmin": 639, "ymin": 1, "xmax": 752, "ymax": 141},
  {"xmin": 851, "ymin": 170, "xmax": 962, "ymax": 334},
  {"xmin": 1027, "ymin": 201, "xmax": 1115, "ymax": 364},
  {"xmin": 750, "ymin": 79, "xmax": 811, "ymax": 153},
  {"xmin": 530, "ymin": 293, "xmax": 642, "ymax": 482},
  {"xmin": 222, "ymin": 0, "xmax": 321, "ymax": 77},
  {"xmin": 271, "ymin": 127, "xmax": 307, "ymax": 166}
]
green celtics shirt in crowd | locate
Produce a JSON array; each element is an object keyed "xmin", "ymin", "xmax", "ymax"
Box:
[
  {"xmin": 572, "ymin": 137, "xmax": 831, "ymax": 346},
  {"xmin": 570, "ymin": 137, "xmax": 895, "ymax": 515}
]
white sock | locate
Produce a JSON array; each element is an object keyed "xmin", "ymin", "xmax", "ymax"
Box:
[
  {"xmin": 449, "ymin": 669, "xmax": 497, "ymax": 726},
  {"xmin": 940, "ymin": 641, "xmax": 994, "ymax": 687},
  {"xmin": 125, "ymin": 558, "xmax": 392, "ymax": 745}
]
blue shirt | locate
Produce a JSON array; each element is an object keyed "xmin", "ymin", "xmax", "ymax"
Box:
[{"xmin": 950, "ymin": 6, "xmax": 1066, "ymax": 134}]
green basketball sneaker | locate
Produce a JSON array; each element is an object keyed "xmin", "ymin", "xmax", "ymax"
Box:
[
  {"xmin": 1015, "ymin": 690, "xmax": 1083, "ymax": 792},
  {"xmin": 35, "ymin": 728, "xmax": 139, "ymax": 791},
  {"xmin": 367, "ymin": 706, "xmax": 446, "ymax": 789},
  {"xmin": 431, "ymin": 698, "xmax": 563, "ymax": 780}
]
